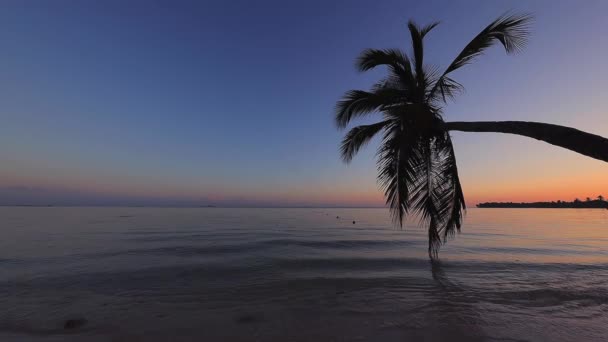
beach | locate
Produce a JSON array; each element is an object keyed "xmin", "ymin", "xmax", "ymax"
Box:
[{"xmin": 1, "ymin": 207, "xmax": 607, "ymax": 341}]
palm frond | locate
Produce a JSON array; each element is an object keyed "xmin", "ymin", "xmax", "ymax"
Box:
[
  {"xmin": 408, "ymin": 20, "xmax": 424, "ymax": 77},
  {"xmin": 408, "ymin": 21, "xmax": 438, "ymax": 75},
  {"xmin": 371, "ymin": 75, "xmax": 407, "ymax": 93},
  {"xmin": 357, "ymin": 48, "xmax": 410, "ymax": 72},
  {"xmin": 408, "ymin": 137, "xmax": 445, "ymax": 257},
  {"xmin": 400, "ymin": 132, "xmax": 466, "ymax": 257},
  {"xmin": 421, "ymin": 22, "xmax": 440, "ymax": 37},
  {"xmin": 428, "ymin": 216, "xmax": 441, "ymax": 258},
  {"xmin": 356, "ymin": 48, "xmax": 415, "ymax": 89},
  {"xmin": 377, "ymin": 123, "xmax": 419, "ymax": 225},
  {"xmin": 444, "ymin": 137, "xmax": 466, "ymax": 240},
  {"xmin": 429, "ymin": 13, "xmax": 531, "ymax": 102},
  {"xmin": 408, "ymin": 21, "xmax": 439, "ymax": 98},
  {"xmin": 340, "ymin": 120, "xmax": 391, "ymax": 163},
  {"xmin": 435, "ymin": 133, "xmax": 466, "ymax": 241},
  {"xmin": 434, "ymin": 76, "xmax": 464, "ymax": 103},
  {"xmin": 335, "ymin": 88, "xmax": 405, "ymax": 128},
  {"xmin": 446, "ymin": 13, "xmax": 531, "ymax": 73}
]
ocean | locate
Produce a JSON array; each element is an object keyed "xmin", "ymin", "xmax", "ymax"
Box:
[{"xmin": 1, "ymin": 207, "xmax": 607, "ymax": 341}]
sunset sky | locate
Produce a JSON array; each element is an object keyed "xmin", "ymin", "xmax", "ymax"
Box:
[{"xmin": 1, "ymin": 0, "xmax": 607, "ymax": 207}]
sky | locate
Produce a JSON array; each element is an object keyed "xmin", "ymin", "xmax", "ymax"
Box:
[{"xmin": 1, "ymin": 0, "xmax": 607, "ymax": 207}]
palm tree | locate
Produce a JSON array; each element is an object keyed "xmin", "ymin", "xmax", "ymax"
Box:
[
  {"xmin": 599, "ymin": 195, "xmax": 605, "ymax": 201},
  {"xmin": 336, "ymin": 13, "xmax": 608, "ymax": 258}
]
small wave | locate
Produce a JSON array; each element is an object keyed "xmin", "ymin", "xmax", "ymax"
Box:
[
  {"xmin": 75, "ymin": 238, "xmax": 422, "ymax": 259},
  {"xmin": 276, "ymin": 256, "xmax": 429, "ymax": 271},
  {"xmin": 259, "ymin": 238, "xmax": 422, "ymax": 249},
  {"xmin": 477, "ymin": 287, "xmax": 608, "ymax": 309},
  {"xmin": 72, "ymin": 243, "xmax": 270, "ymax": 259},
  {"xmin": 0, "ymin": 258, "xmax": 25, "ymax": 266},
  {"xmin": 466, "ymin": 245, "xmax": 607, "ymax": 256}
]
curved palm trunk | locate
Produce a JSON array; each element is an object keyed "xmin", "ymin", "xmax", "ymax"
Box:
[{"xmin": 444, "ymin": 121, "xmax": 608, "ymax": 163}]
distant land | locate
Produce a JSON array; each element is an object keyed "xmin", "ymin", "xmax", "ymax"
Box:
[{"xmin": 477, "ymin": 199, "xmax": 607, "ymax": 209}]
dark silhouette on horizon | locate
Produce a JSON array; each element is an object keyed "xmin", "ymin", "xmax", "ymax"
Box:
[
  {"xmin": 478, "ymin": 197, "xmax": 608, "ymax": 208},
  {"xmin": 335, "ymin": 13, "xmax": 608, "ymax": 258}
]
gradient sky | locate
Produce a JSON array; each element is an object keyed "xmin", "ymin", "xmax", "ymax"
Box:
[{"xmin": 1, "ymin": 0, "xmax": 607, "ymax": 207}]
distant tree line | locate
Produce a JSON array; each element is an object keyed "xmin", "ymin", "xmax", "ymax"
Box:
[{"xmin": 477, "ymin": 196, "xmax": 607, "ymax": 208}]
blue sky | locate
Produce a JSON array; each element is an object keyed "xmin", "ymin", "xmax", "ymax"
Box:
[{"xmin": 1, "ymin": 0, "xmax": 607, "ymax": 206}]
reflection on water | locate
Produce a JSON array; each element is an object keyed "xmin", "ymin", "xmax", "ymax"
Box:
[{"xmin": 0, "ymin": 207, "xmax": 607, "ymax": 341}]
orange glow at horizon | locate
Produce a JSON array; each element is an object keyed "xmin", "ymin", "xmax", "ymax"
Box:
[{"xmin": 460, "ymin": 163, "xmax": 608, "ymax": 205}]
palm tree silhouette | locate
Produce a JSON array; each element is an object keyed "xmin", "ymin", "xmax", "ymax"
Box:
[
  {"xmin": 599, "ymin": 195, "xmax": 605, "ymax": 201},
  {"xmin": 335, "ymin": 14, "xmax": 608, "ymax": 258}
]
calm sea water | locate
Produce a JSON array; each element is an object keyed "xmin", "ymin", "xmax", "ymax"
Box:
[{"xmin": 1, "ymin": 207, "xmax": 607, "ymax": 341}]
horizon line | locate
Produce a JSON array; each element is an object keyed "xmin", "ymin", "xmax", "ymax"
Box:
[{"xmin": 0, "ymin": 204, "xmax": 389, "ymax": 209}]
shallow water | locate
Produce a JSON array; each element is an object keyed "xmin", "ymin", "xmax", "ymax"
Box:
[{"xmin": 1, "ymin": 207, "xmax": 607, "ymax": 341}]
